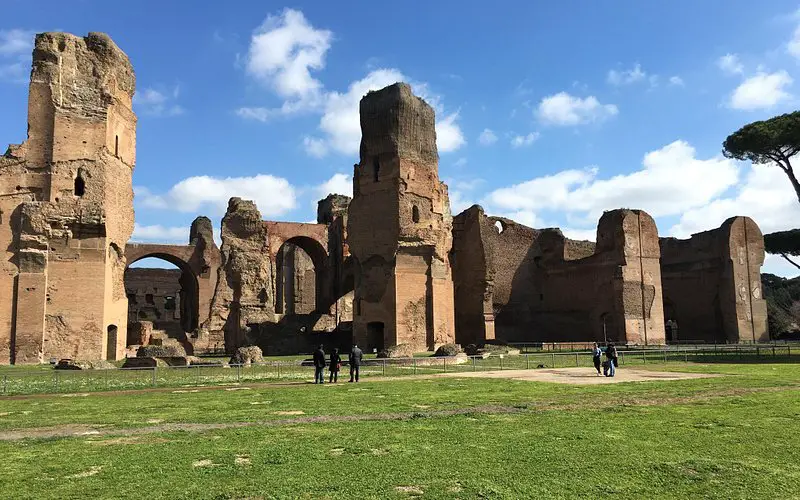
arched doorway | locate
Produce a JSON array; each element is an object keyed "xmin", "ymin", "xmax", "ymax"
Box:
[
  {"xmin": 275, "ymin": 236, "xmax": 328, "ymax": 315},
  {"xmin": 663, "ymin": 298, "xmax": 678, "ymax": 342},
  {"xmin": 106, "ymin": 325, "xmax": 118, "ymax": 361},
  {"xmin": 125, "ymin": 254, "xmax": 200, "ymax": 343}
]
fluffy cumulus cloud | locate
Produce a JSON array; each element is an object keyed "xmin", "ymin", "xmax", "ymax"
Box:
[
  {"xmin": 606, "ymin": 64, "xmax": 646, "ymax": 86},
  {"xmin": 728, "ymin": 71, "xmax": 793, "ymax": 110},
  {"xmin": 245, "ymin": 8, "xmax": 331, "ymax": 101},
  {"xmin": 536, "ymin": 92, "xmax": 618, "ymax": 126},
  {"xmin": 238, "ymin": 9, "xmax": 465, "ymax": 156},
  {"xmin": 133, "ymin": 86, "xmax": 184, "ymax": 117},
  {"xmin": 510, "ymin": 132, "xmax": 540, "ymax": 148},
  {"xmin": 0, "ymin": 29, "xmax": 34, "ymax": 83},
  {"xmin": 135, "ymin": 174, "xmax": 297, "ymax": 217},
  {"xmin": 478, "ymin": 128, "xmax": 498, "ymax": 146},
  {"xmin": 315, "ymin": 172, "xmax": 352, "ymax": 199},
  {"xmin": 482, "ymin": 140, "xmax": 739, "ymax": 230},
  {"xmin": 717, "ymin": 53, "xmax": 744, "ymax": 75}
]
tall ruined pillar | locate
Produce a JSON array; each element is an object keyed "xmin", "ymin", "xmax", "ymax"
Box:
[
  {"xmin": 347, "ymin": 83, "xmax": 456, "ymax": 352},
  {"xmin": 597, "ymin": 209, "xmax": 666, "ymax": 345},
  {"xmin": 0, "ymin": 32, "xmax": 136, "ymax": 363}
]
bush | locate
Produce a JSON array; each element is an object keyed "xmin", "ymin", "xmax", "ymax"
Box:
[
  {"xmin": 464, "ymin": 344, "xmax": 479, "ymax": 356},
  {"xmin": 229, "ymin": 346, "xmax": 264, "ymax": 365},
  {"xmin": 434, "ymin": 343, "xmax": 461, "ymax": 357},
  {"xmin": 137, "ymin": 344, "xmax": 186, "ymax": 358}
]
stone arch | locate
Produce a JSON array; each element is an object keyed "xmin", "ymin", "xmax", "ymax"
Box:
[
  {"xmin": 275, "ymin": 236, "xmax": 329, "ymax": 315},
  {"xmin": 125, "ymin": 252, "xmax": 200, "ymax": 335}
]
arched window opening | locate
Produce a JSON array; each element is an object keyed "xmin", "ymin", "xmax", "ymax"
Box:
[
  {"xmin": 373, "ymin": 157, "xmax": 380, "ymax": 182},
  {"xmin": 74, "ymin": 173, "xmax": 85, "ymax": 197},
  {"xmin": 115, "ymin": 135, "xmax": 119, "ymax": 158},
  {"xmin": 412, "ymin": 205, "xmax": 420, "ymax": 223},
  {"xmin": 106, "ymin": 325, "xmax": 118, "ymax": 361},
  {"xmin": 495, "ymin": 220, "xmax": 505, "ymax": 234}
]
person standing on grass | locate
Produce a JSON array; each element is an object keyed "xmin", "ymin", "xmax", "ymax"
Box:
[
  {"xmin": 592, "ymin": 342, "xmax": 603, "ymax": 376},
  {"xmin": 329, "ymin": 347, "xmax": 341, "ymax": 383},
  {"xmin": 605, "ymin": 342, "xmax": 617, "ymax": 377},
  {"xmin": 313, "ymin": 344, "xmax": 326, "ymax": 384},
  {"xmin": 349, "ymin": 344, "xmax": 363, "ymax": 383}
]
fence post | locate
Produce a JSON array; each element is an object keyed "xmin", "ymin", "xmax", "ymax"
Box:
[
  {"xmin": 684, "ymin": 348, "xmax": 688, "ymax": 363},
  {"xmin": 663, "ymin": 349, "xmax": 667, "ymax": 363},
  {"xmin": 789, "ymin": 345, "xmax": 792, "ymax": 358},
  {"xmin": 237, "ymin": 364, "xmax": 241, "ymax": 383},
  {"xmin": 773, "ymin": 345, "xmax": 776, "ymax": 358},
  {"xmin": 472, "ymin": 356, "xmax": 476, "ymax": 372},
  {"xmin": 642, "ymin": 351, "xmax": 646, "ymax": 365},
  {"xmin": 443, "ymin": 357, "xmax": 447, "ymax": 373},
  {"xmin": 575, "ymin": 353, "xmax": 579, "ymax": 367},
  {"xmin": 382, "ymin": 359, "xmax": 386, "ymax": 376},
  {"xmin": 500, "ymin": 355, "xmax": 503, "ymax": 370},
  {"xmin": 526, "ymin": 354, "xmax": 530, "ymax": 370},
  {"xmin": 413, "ymin": 358, "xmax": 417, "ymax": 375},
  {"xmin": 551, "ymin": 352, "xmax": 555, "ymax": 368}
]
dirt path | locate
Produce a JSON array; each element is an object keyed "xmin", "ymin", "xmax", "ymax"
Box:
[
  {"xmin": 1, "ymin": 384, "xmax": 794, "ymax": 442},
  {"xmin": 437, "ymin": 367, "xmax": 719, "ymax": 384}
]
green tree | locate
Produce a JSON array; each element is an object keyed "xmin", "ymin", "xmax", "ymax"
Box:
[
  {"xmin": 723, "ymin": 111, "xmax": 800, "ymax": 204},
  {"xmin": 764, "ymin": 229, "xmax": 800, "ymax": 270}
]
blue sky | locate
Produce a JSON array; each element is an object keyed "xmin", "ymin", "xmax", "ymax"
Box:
[{"xmin": 2, "ymin": 1, "xmax": 800, "ymax": 276}]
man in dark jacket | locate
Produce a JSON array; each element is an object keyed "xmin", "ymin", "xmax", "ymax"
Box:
[
  {"xmin": 349, "ymin": 344, "xmax": 363, "ymax": 382},
  {"xmin": 313, "ymin": 344, "xmax": 326, "ymax": 384}
]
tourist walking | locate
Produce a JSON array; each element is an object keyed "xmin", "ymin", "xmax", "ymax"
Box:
[
  {"xmin": 313, "ymin": 344, "xmax": 326, "ymax": 384},
  {"xmin": 329, "ymin": 347, "xmax": 341, "ymax": 383},
  {"xmin": 349, "ymin": 344, "xmax": 363, "ymax": 382},
  {"xmin": 592, "ymin": 342, "xmax": 602, "ymax": 376},
  {"xmin": 605, "ymin": 342, "xmax": 617, "ymax": 377}
]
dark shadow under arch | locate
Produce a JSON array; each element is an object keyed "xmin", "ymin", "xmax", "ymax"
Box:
[
  {"xmin": 126, "ymin": 253, "xmax": 200, "ymax": 334},
  {"xmin": 276, "ymin": 236, "xmax": 329, "ymax": 314}
]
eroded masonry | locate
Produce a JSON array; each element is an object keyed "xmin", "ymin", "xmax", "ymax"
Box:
[{"xmin": 0, "ymin": 32, "xmax": 769, "ymax": 363}]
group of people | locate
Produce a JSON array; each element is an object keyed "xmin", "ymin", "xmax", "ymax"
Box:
[
  {"xmin": 311, "ymin": 344, "xmax": 363, "ymax": 384},
  {"xmin": 591, "ymin": 342, "xmax": 618, "ymax": 377}
]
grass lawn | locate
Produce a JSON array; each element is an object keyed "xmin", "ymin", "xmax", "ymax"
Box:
[{"xmin": 1, "ymin": 362, "xmax": 799, "ymax": 498}]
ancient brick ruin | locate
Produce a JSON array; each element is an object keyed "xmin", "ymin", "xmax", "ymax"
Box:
[{"xmin": 0, "ymin": 32, "xmax": 769, "ymax": 363}]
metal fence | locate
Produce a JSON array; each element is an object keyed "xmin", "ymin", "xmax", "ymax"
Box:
[{"xmin": 1, "ymin": 343, "xmax": 797, "ymax": 396}]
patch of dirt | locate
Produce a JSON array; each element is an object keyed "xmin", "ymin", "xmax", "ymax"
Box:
[
  {"xmin": 60, "ymin": 393, "xmax": 90, "ymax": 398},
  {"xmin": 249, "ymin": 401, "xmax": 271, "ymax": 405},
  {"xmin": 225, "ymin": 387, "xmax": 252, "ymax": 391},
  {"xmin": 192, "ymin": 459, "xmax": 216, "ymax": 468},
  {"xmin": 371, "ymin": 448, "xmax": 388, "ymax": 456},
  {"xmin": 88, "ymin": 436, "xmax": 171, "ymax": 446},
  {"xmin": 330, "ymin": 448, "xmax": 345, "ymax": 456},
  {"xmin": 437, "ymin": 368, "xmax": 719, "ymax": 385},
  {"xmin": 171, "ymin": 390, "xmax": 200, "ymax": 394},
  {"xmin": 412, "ymin": 404, "xmax": 430, "ymax": 409},
  {"xmin": 146, "ymin": 419, "xmax": 163, "ymax": 424},
  {"xmin": 272, "ymin": 410, "xmax": 305, "ymax": 415},
  {"xmin": 395, "ymin": 485, "xmax": 424, "ymax": 495},
  {"xmin": 235, "ymin": 455, "xmax": 251, "ymax": 466},
  {"xmin": 67, "ymin": 466, "xmax": 102, "ymax": 478}
]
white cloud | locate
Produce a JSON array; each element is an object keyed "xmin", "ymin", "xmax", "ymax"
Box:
[
  {"xmin": 788, "ymin": 25, "xmax": 800, "ymax": 60},
  {"xmin": 436, "ymin": 112, "xmax": 466, "ymax": 152},
  {"xmin": 246, "ymin": 8, "xmax": 331, "ymax": 101},
  {"xmin": 238, "ymin": 10, "xmax": 464, "ymax": 156},
  {"xmin": 669, "ymin": 76, "xmax": 684, "ymax": 86},
  {"xmin": 670, "ymin": 163, "xmax": 800, "ymax": 238},
  {"xmin": 315, "ymin": 172, "xmax": 352, "ymax": 199},
  {"xmin": 607, "ymin": 64, "xmax": 646, "ymax": 86},
  {"xmin": 728, "ymin": 71, "xmax": 793, "ymax": 110},
  {"xmin": 303, "ymin": 136, "xmax": 328, "ymax": 158},
  {"xmin": 510, "ymin": 132, "xmax": 540, "ymax": 148},
  {"xmin": 478, "ymin": 128, "xmax": 498, "ymax": 146},
  {"xmin": 717, "ymin": 53, "xmax": 744, "ymax": 75},
  {"xmin": 537, "ymin": 92, "xmax": 618, "ymax": 126},
  {"xmin": 483, "ymin": 141, "xmax": 739, "ymax": 226},
  {"xmin": 131, "ymin": 223, "xmax": 189, "ymax": 243},
  {"xmin": 0, "ymin": 29, "xmax": 34, "ymax": 83},
  {"xmin": 303, "ymin": 69, "xmax": 464, "ymax": 157},
  {"xmin": 135, "ymin": 174, "xmax": 297, "ymax": 217},
  {"xmin": 0, "ymin": 29, "xmax": 33, "ymax": 56},
  {"xmin": 453, "ymin": 157, "xmax": 468, "ymax": 168},
  {"xmin": 133, "ymin": 86, "xmax": 184, "ymax": 117}
]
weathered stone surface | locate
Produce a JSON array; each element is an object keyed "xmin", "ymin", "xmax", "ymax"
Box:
[
  {"xmin": 0, "ymin": 31, "xmax": 135, "ymax": 364},
  {"xmin": 348, "ymin": 83, "xmax": 456, "ymax": 353},
  {"xmin": 136, "ymin": 343, "xmax": 186, "ymax": 358},
  {"xmin": 452, "ymin": 206, "xmax": 667, "ymax": 345},
  {"xmin": 660, "ymin": 216, "xmax": 768, "ymax": 343},
  {"xmin": 229, "ymin": 345, "xmax": 263, "ymax": 366},
  {"xmin": 376, "ymin": 343, "xmax": 415, "ymax": 359},
  {"xmin": 433, "ymin": 343, "xmax": 461, "ymax": 357}
]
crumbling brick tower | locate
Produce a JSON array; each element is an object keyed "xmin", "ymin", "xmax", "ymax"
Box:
[
  {"xmin": 0, "ymin": 32, "xmax": 136, "ymax": 363},
  {"xmin": 347, "ymin": 83, "xmax": 456, "ymax": 352}
]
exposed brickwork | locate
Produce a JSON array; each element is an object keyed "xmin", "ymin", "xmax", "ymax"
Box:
[
  {"xmin": 660, "ymin": 217, "xmax": 768, "ymax": 343},
  {"xmin": 0, "ymin": 32, "xmax": 135, "ymax": 363}
]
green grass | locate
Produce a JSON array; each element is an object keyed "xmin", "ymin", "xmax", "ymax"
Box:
[{"xmin": 0, "ymin": 362, "xmax": 799, "ymax": 498}]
